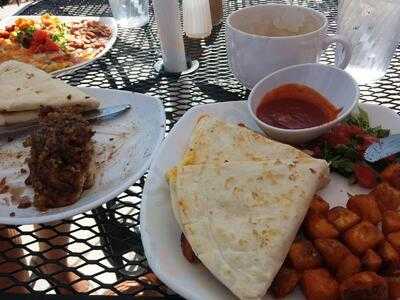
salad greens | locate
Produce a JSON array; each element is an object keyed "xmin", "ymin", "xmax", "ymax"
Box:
[
  {"xmin": 14, "ymin": 25, "xmax": 36, "ymax": 48},
  {"xmin": 347, "ymin": 107, "xmax": 390, "ymax": 138},
  {"xmin": 314, "ymin": 107, "xmax": 391, "ymax": 178},
  {"xmin": 11, "ymin": 15, "xmax": 68, "ymax": 50},
  {"xmin": 322, "ymin": 143, "xmax": 358, "ymax": 177},
  {"xmin": 51, "ymin": 23, "xmax": 68, "ymax": 50}
]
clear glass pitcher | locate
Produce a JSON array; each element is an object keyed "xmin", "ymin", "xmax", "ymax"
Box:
[
  {"xmin": 109, "ymin": 0, "xmax": 149, "ymax": 28},
  {"xmin": 335, "ymin": 0, "xmax": 400, "ymax": 84}
]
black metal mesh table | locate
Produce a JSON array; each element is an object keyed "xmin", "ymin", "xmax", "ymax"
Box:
[{"xmin": 0, "ymin": 0, "xmax": 399, "ymax": 297}]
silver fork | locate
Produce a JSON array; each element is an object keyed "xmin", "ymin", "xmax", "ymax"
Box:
[{"xmin": 364, "ymin": 134, "xmax": 400, "ymax": 162}]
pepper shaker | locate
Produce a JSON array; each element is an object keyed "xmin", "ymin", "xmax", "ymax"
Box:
[
  {"xmin": 183, "ymin": 0, "xmax": 212, "ymax": 38},
  {"xmin": 209, "ymin": 0, "xmax": 223, "ymax": 26}
]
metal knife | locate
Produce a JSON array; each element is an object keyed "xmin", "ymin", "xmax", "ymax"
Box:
[
  {"xmin": 84, "ymin": 104, "xmax": 131, "ymax": 122},
  {"xmin": 364, "ymin": 133, "xmax": 400, "ymax": 162},
  {"xmin": 0, "ymin": 104, "xmax": 131, "ymax": 136}
]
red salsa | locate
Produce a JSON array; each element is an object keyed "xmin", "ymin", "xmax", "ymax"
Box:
[{"xmin": 256, "ymin": 84, "xmax": 341, "ymax": 130}]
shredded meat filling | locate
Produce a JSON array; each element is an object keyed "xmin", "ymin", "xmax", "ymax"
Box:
[{"xmin": 24, "ymin": 106, "xmax": 95, "ymax": 210}]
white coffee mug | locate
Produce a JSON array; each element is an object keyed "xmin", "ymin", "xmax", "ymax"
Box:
[{"xmin": 226, "ymin": 4, "xmax": 352, "ymax": 89}]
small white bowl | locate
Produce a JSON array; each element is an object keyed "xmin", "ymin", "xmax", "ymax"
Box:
[{"xmin": 248, "ymin": 63, "xmax": 359, "ymax": 144}]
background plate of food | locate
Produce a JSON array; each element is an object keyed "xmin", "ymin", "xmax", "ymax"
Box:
[
  {"xmin": 0, "ymin": 61, "xmax": 165, "ymax": 225},
  {"xmin": 0, "ymin": 14, "xmax": 117, "ymax": 75},
  {"xmin": 141, "ymin": 100, "xmax": 400, "ymax": 300}
]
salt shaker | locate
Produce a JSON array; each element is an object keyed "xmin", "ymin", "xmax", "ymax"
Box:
[
  {"xmin": 209, "ymin": 0, "xmax": 223, "ymax": 26},
  {"xmin": 183, "ymin": 0, "xmax": 212, "ymax": 39}
]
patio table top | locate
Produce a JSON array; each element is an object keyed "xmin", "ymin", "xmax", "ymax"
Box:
[{"xmin": 0, "ymin": 0, "xmax": 399, "ymax": 298}]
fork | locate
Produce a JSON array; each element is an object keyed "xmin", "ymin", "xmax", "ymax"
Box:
[{"xmin": 364, "ymin": 134, "xmax": 400, "ymax": 162}]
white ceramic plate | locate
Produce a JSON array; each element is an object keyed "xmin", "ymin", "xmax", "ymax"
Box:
[
  {"xmin": 0, "ymin": 87, "xmax": 165, "ymax": 225},
  {"xmin": 0, "ymin": 16, "xmax": 118, "ymax": 76},
  {"xmin": 141, "ymin": 101, "xmax": 400, "ymax": 300}
]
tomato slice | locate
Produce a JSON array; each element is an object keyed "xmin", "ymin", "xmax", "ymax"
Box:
[
  {"xmin": 0, "ymin": 31, "xmax": 10, "ymax": 39},
  {"xmin": 43, "ymin": 39, "xmax": 60, "ymax": 52},
  {"xmin": 323, "ymin": 124, "xmax": 364, "ymax": 147},
  {"xmin": 356, "ymin": 134, "xmax": 379, "ymax": 157},
  {"xmin": 354, "ymin": 163, "xmax": 378, "ymax": 189},
  {"xmin": 29, "ymin": 29, "xmax": 60, "ymax": 53},
  {"xmin": 32, "ymin": 30, "xmax": 48, "ymax": 42}
]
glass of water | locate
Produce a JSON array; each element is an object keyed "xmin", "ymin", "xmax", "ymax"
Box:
[
  {"xmin": 109, "ymin": 0, "xmax": 149, "ymax": 28},
  {"xmin": 335, "ymin": 0, "xmax": 400, "ymax": 84}
]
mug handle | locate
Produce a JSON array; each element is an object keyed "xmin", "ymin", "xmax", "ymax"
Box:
[{"xmin": 322, "ymin": 34, "xmax": 352, "ymax": 69}]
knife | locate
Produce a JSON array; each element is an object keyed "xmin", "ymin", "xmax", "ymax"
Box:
[
  {"xmin": 0, "ymin": 104, "xmax": 131, "ymax": 136},
  {"xmin": 84, "ymin": 104, "xmax": 131, "ymax": 122},
  {"xmin": 364, "ymin": 133, "xmax": 400, "ymax": 163}
]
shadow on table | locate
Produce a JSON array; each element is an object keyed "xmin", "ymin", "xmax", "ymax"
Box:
[
  {"xmin": 196, "ymin": 81, "xmax": 248, "ymax": 102},
  {"xmin": 185, "ymin": 23, "xmax": 223, "ymax": 61},
  {"xmin": 89, "ymin": 24, "xmax": 163, "ymax": 93}
]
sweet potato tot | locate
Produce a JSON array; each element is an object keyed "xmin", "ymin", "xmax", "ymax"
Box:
[
  {"xmin": 373, "ymin": 182, "xmax": 400, "ymax": 212},
  {"xmin": 340, "ymin": 272, "xmax": 388, "ymax": 300},
  {"xmin": 336, "ymin": 254, "xmax": 361, "ymax": 282},
  {"xmin": 378, "ymin": 241, "xmax": 400, "ymax": 275},
  {"xmin": 302, "ymin": 268, "xmax": 340, "ymax": 300},
  {"xmin": 314, "ymin": 238, "xmax": 351, "ymax": 270},
  {"xmin": 309, "ymin": 195, "xmax": 330, "ymax": 215},
  {"xmin": 181, "ymin": 233, "xmax": 197, "ymax": 263},
  {"xmin": 305, "ymin": 212, "xmax": 339, "ymax": 240},
  {"xmin": 327, "ymin": 206, "xmax": 361, "ymax": 232},
  {"xmin": 343, "ymin": 221, "xmax": 384, "ymax": 255},
  {"xmin": 387, "ymin": 232, "xmax": 400, "ymax": 252},
  {"xmin": 362, "ymin": 249, "xmax": 382, "ymax": 272},
  {"xmin": 383, "ymin": 211, "xmax": 400, "ymax": 235},
  {"xmin": 381, "ymin": 163, "xmax": 400, "ymax": 190},
  {"xmin": 347, "ymin": 194, "xmax": 382, "ymax": 225},
  {"xmin": 289, "ymin": 240, "xmax": 322, "ymax": 271},
  {"xmin": 271, "ymin": 266, "xmax": 300, "ymax": 298},
  {"xmin": 386, "ymin": 276, "xmax": 400, "ymax": 300}
]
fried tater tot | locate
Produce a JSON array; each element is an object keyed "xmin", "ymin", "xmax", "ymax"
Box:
[
  {"xmin": 340, "ymin": 272, "xmax": 388, "ymax": 300},
  {"xmin": 343, "ymin": 221, "xmax": 384, "ymax": 255},
  {"xmin": 302, "ymin": 268, "xmax": 340, "ymax": 300},
  {"xmin": 347, "ymin": 194, "xmax": 382, "ymax": 225}
]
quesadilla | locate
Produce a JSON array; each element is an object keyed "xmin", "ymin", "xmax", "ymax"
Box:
[
  {"xmin": 0, "ymin": 60, "xmax": 99, "ymax": 125},
  {"xmin": 182, "ymin": 115, "xmax": 311, "ymax": 163},
  {"xmin": 167, "ymin": 115, "xmax": 330, "ymax": 300},
  {"xmin": 166, "ymin": 114, "xmax": 329, "ymax": 226}
]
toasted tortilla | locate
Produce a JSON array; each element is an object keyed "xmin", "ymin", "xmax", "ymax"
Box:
[
  {"xmin": 167, "ymin": 115, "xmax": 330, "ymax": 299},
  {"xmin": 175, "ymin": 159, "xmax": 328, "ymax": 300},
  {"xmin": 167, "ymin": 114, "xmax": 329, "ymax": 228},
  {"xmin": 180, "ymin": 114, "xmax": 310, "ymax": 165},
  {"xmin": 0, "ymin": 60, "xmax": 99, "ymax": 113},
  {"xmin": 0, "ymin": 110, "xmax": 39, "ymax": 126}
]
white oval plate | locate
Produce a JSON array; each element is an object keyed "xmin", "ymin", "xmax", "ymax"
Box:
[
  {"xmin": 0, "ymin": 87, "xmax": 165, "ymax": 225},
  {"xmin": 0, "ymin": 16, "xmax": 118, "ymax": 77},
  {"xmin": 141, "ymin": 101, "xmax": 400, "ymax": 300}
]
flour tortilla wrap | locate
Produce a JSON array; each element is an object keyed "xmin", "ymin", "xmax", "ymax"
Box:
[
  {"xmin": 0, "ymin": 60, "xmax": 99, "ymax": 115},
  {"xmin": 166, "ymin": 115, "xmax": 330, "ymax": 228},
  {"xmin": 166, "ymin": 115, "xmax": 330, "ymax": 299},
  {"xmin": 180, "ymin": 114, "xmax": 311, "ymax": 165},
  {"xmin": 175, "ymin": 159, "xmax": 329, "ymax": 300},
  {"xmin": 0, "ymin": 110, "xmax": 38, "ymax": 126}
]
